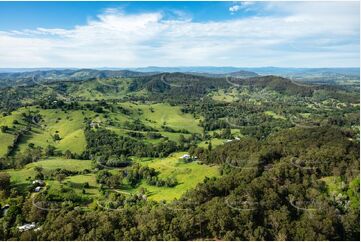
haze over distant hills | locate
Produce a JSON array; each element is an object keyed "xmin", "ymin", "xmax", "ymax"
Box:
[
  {"xmin": 0, "ymin": 66, "xmax": 358, "ymax": 93},
  {"xmin": 1, "ymin": 66, "xmax": 359, "ymax": 75},
  {"xmin": 0, "ymin": 67, "xmax": 358, "ymax": 88}
]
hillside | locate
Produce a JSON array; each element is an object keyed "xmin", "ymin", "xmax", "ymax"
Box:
[
  {"xmin": 131, "ymin": 73, "xmax": 317, "ymax": 99},
  {"xmin": 0, "ymin": 69, "xmax": 157, "ymax": 88},
  {"xmin": 185, "ymin": 70, "xmax": 258, "ymax": 78},
  {"xmin": 0, "ymin": 70, "xmax": 359, "ymax": 241}
]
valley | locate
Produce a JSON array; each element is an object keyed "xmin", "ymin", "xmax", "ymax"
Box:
[
  {"xmin": 0, "ymin": 70, "xmax": 359, "ymax": 240},
  {"xmin": 0, "ymin": 0, "xmax": 359, "ymax": 240}
]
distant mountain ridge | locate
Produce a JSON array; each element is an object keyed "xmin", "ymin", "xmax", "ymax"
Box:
[
  {"xmin": 130, "ymin": 72, "xmax": 316, "ymax": 99},
  {"xmin": 186, "ymin": 70, "xmax": 258, "ymax": 78},
  {"xmin": 1, "ymin": 66, "xmax": 358, "ymax": 75},
  {"xmin": 0, "ymin": 68, "xmax": 258, "ymax": 88},
  {"xmin": 0, "ymin": 66, "xmax": 358, "ymax": 89},
  {"xmin": 1, "ymin": 71, "xmax": 358, "ymax": 111},
  {"xmin": 0, "ymin": 69, "xmax": 157, "ymax": 88}
]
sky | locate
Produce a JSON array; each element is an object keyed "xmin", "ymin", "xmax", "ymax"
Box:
[{"xmin": 0, "ymin": 1, "xmax": 359, "ymax": 68}]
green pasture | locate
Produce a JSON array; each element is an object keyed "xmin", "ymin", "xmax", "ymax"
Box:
[
  {"xmin": 6, "ymin": 158, "xmax": 92, "ymax": 185},
  {"xmin": 130, "ymin": 152, "xmax": 220, "ymax": 201},
  {"xmin": 16, "ymin": 108, "xmax": 91, "ymax": 154}
]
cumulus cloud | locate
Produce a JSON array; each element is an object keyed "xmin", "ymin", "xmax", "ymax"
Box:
[
  {"xmin": 229, "ymin": 5, "xmax": 241, "ymax": 12},
  {"xmin": 229, "ymin": 2, "xmax": 254, "ymax": 13},
  {"xmin": 0, "ymin": 2, "xmax": 359, "ymax": 67}
]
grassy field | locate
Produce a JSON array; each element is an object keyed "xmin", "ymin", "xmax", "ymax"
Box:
[
  {"xmin": 131, "ymin": 152, "xmax": 220, "ymax": 201},
  {"xmin": 0, "ymin": 109, "xmax": 28, "ymax": 156},
  {"xmin": 105, "ymin": 102, "xmax": 202, "ymax": 142},
  {"xmin": 45, "ymin": 173, "xmax": 100, "ymax": 199},
  {"xmin": 264, "ymin": 111, "xmax": 286, "ymax": 120},
  {"xmin": 211, "ymin": 89, "xmax": 240, "ymax": 102},
  {"xmin": 0, "ymin": 109, "xmax": 25, "ymax": 127},
  {"xmin": 118, "ymin": 102, "xmax": 203, "ymax": 133},
  {"xmin": 67, "ymin": 78, "xmax": 134, "ymax": 100},
  {"xmin": 15, "ymin": 107, "xmax": 93, "ymax": 154},
  {"xmin": 6, "ymin": 158, "xmax": 92, "ymax": 185},
  {"xmin": 0, "ymin": 132, "xmax": 14, "ymax": 156},
  {"xmin": 2, "ymin": 102, "xmax": 203, "ymax": 157},
  {"xmin": 5, "ymin": 157, "xmax": 93, "ymax": 197},
  {"xmin": 66, "ymin": 174, "xmax": 99, "ymax": 196},
  {"xmin": 208, "ymin": 128, "xmax": 242, "ymax": 138},
  {"xmin": 2, "ymin": 102, "xmax": 221, "ymax": 203},
  {"xmin": 5, "ymin": 152, "xmax": 221, "ymax": 202},
  {"xmin": 198, "ymin": 138, "xmax": 225, "ymax": 149},
  {"xmin": 109, "ymin": 126, "xmax": 192, "ymax": 143}
]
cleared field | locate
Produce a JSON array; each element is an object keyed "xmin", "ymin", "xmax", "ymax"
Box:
[
  {"xmin": 6, "ymin": 102, "xmax": 203, "ymax": 157},
  {"xmin": 66, "ymin": 174, "xmax": 99, "ymax": 196},
  {"xmin": 118, "ymin": 102, "xmax": 203, "ymax": 134},
  {"xmin": 264, "ymin": 111, "xmax": 286, "ymax": 120},
  {"xmin": 6, "ymin": 158, "xmax": 92, "ymax": 185},
  {"xmin": 0, "ymin": 109, "xmax": 28, "ymax": 157},
  {"xmin": 57, "ymin": 129, "xmax": 86, "ymax": 152},
  {"xmin": 0, "ymin": 132, "xmax": 14, "ymax": 156},
  {"xmin": 68, "ymin": 78, "xmax": 133, "ymax": 100},
  {"xmin": 17, "ymin": 108, "xmax": 92, "ymax": 154},
  {"xmin": 208, "ymin": 128, "xmax": 242, "ymax": 138},
  {"xmin": 109, "ymin": 126, "xmax": 192, "ymax": 143},
  {"xmin": 198, "ymin": 138, "xmax": 225, "ymax": 149},
  {"xmin": 131, "ymin": 152, "xmax": 220, "ymax": 201},
  {"xmin": 46, "ymin": 173, "xmax": 100, "ymax": 198},
  {"xmin": 211, "ymin": 89, "xmax": 240, "ymax": 102},
  {"xmin": 6, "ymin": 154, "xmax": 220, "ymax": 202},
  {"xmin": 3, "ymin": 102, "xmax": 219, "ymax": 203},
  {"xmin": 105, "ymin": 102, "xmax": 202, "ymax": 142},
  {"xmin": 0, "ymin": 110, "xmax": 25, "ymax": 127}
]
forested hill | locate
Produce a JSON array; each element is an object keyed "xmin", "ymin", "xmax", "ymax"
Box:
[
  {"xmin": 0, "ymin": 71, "xmax": 358, "ymax": 112},
  {"xmin": 231, "ymin": 75, "xmax": 315, "ymax": 96},
  {"xmin": 0, "ymin": 69, "xmax": 256, "ymax": 88},
  {"xmin": 132, "ymin": 73, "xmax": 317, "ymax": 97},
  {"xmin": 184, "ymin": 70, "xmax": 258, "ymax": 78},
  {"xmin": 0, "ymin": 69, "xmax": 157, "ymax": 88},
  {"xmin": 0, "ymin": 69, "xmax": 352, "ymax": 101}
]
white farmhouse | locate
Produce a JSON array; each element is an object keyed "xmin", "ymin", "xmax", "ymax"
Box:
[
  {"xmin": 18, "ymin": 222, "xmax": 36, "ymax": 232},
  {"xmin": 180, "ymin": 154, "xmax": 190, "ymax": 159},
  {"xmin": 32, "ymin": 180, "xmax": 45, "ymax": 186}
]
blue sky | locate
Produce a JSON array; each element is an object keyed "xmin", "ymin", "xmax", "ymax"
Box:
[
  {"xmin": 0, "ymin": 1, "xmax": 359, "ymax": 67},
  {"xmin": 0, "ymin": 1, "xmax": 267, "ymax": 30}
]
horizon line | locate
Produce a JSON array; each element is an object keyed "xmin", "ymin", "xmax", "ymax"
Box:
[{"xmin": 0, "ymin": 66, "xmax": 360, "ymax": 69}]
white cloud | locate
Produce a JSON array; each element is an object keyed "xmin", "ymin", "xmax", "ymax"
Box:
[
  {"xmin": 229, "ymin": 5, "xmax": 241, "ymax": 13},
  {"xmin": 0, "ymin": 2, "xmax": 359, "ymax": 68},
  {"xmin": 229, "ymin": 2, "xmax": 255, "ymax": 13}
]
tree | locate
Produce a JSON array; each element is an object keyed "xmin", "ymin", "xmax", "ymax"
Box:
[
  {"xmin": 56, "ymin": 174, "xmax": 66, "ymax": 183},
  {"xmin": 0, "ymin": 172, "xmax": 11, "ymax": 191},
  {"xmin": 34, "ymin": 166, "xmax": 44, "ymax": 180},
  {"xmin": 45, "ymin": 145, "xmax": 56, "ymax": 156},
  {"xmin": 221, "ymin": 127, "xmax": 232, "ymax": 139},
  {"xmin": 64, "ymin": 150, "xmax": 73, "ymax": 159},
  {"xmin": 53, "ymin": 133, "xmax": 61, "ymax": 141},
  {"xmin": 107, "ymin": 175, "xmax": 121, "ymax": 188},
  {"xmin": 0, "ymin": 125, "xmax": 8, "ymax": 133},
  {"xmin": 208, "ymin": 141, "xmax": 212, "ymax": 151}
]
